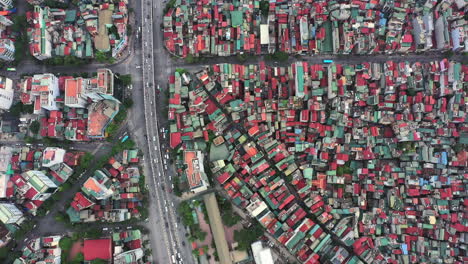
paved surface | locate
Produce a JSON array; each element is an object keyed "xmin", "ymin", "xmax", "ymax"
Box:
[
  {"xmin": 203, "ymin": 193, "xmax": 232, "ymax": 264},
  {"xmin": 136, "ymin": 0, "xmax": 193, "ymax": 264}
]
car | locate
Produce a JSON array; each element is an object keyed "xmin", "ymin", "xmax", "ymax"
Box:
[
  {"xmin": 165, "ymin": 206, "xmax": 168, "ymax": 212},
  {"xmin": 165, "ymin": 222, "xmax": 169, "ymax": 227},
  {"xmin": 153, "ymin": 136, "xmax": 156, "ymax": 141},
  {"xmin": 181, "ymin": 241, "xmax": 186, "ymax": 246},
  {"xmin": 177, "ymin": 253, "xmax": 181, "ymax": 259},
  {"xmin": 103, "ymin": 227, "xmax": 109, "ymax": 231},
  {"xmin": 127, "ymin": 226, "xmax": 132, "ymax": 230}
]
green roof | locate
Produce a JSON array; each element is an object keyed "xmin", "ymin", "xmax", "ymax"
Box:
[{"xmin": 231, "ymin": 11, "xmax": 242, "ymax": 27}]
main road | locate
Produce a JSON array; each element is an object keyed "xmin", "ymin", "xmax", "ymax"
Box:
[{"xmin": 137, "ymin": 0, "xmax": 194, "ymax": 264}]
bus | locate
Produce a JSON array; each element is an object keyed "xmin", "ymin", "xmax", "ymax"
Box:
[
  {"xmin": 6, "ymin": 68, "xmax": 16, "ymax": 71},
  {"xmin": 121, "ymin": 135, "xmax": 129, "ymax": 143},
  {"xmin": 323, "ymin": 60, "xmax": 333, "ymax": 64}
]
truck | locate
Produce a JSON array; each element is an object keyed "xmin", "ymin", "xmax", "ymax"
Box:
[{"xmin": 323, "ymin": 59, "xmax": 333, "ymax": 64}]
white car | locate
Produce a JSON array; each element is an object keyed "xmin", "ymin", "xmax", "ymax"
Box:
[{"xmin": 153, "ymin": 136, "xmax": 156, "ymax": 141}]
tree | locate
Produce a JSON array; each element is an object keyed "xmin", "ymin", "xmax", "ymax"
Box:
[
  {"xmin": 185, "ymin": 54, "xmax": 197, "ymax": 64},
  {"xmin": 237, "ymin": 53, "xmax": 249, "ymax": 63},
  {"xmin": 127, "ymin": 24, "xmax": 132, "ymax": 35},
  {"xmin": 91, "ymin": 259, "xmax": 107, "ymax": 264},
  {"xmin": 120, "ymin": 74, "xmax": 132, "ymax": 86},
  {"xmin": 259, "ymin": 1, "xmax": 269, "ymax": 16},
  {"xmin": 79, "ymin": 152, "xmax": 94, "ymax": 169},
  {"xmin": 178, "ymin": 201, "xmax": 195, "ymax": 227},
  {"xmin": 59, "ymin": 237, "xmax": 73, "ymax": 251},
  {"xmin": 108, "ymin": 25, "xmax": 120, "ymax": 39},
  {"xmin": 272, "ymin": 51, "xmax": 289, "ymax": 62},
  {"xmin": 453, "ymin": 143, "xmax": 466, "ymax": 153},
  {"xmin": 123, "ymin": 98, "xmax": 134, "ymax": 108},
  {"xmin": 234, "ymin": 223, "xmax": 264, "ymax": 250},
  {"xmin": 55, "ymin": 212, "xmax": 67, "ymax": 223},
  {"xmin": 71, "ymin": 252, "xmax": 84, "ymax": 264},
  {"xmin": 29, "ymin": 120, "xmax": 40, "ymax": 134},
  {"xmin": 0, "ymin": 247, "xmax": 8, "ymax": 260},
  {"xmin": 84, "ymin": 227, "xmax": 103, "ymax": 239},
  {"xmin": 95, "ymin": 51, "xmax": 111, "ymax": 63},
  {"xmin": 222, "ymin": 212, "xmax": 241, "ymax": 227},
  {"xmin": 336, "ymin": 165, "xmax": 352, "ymax": 176}
]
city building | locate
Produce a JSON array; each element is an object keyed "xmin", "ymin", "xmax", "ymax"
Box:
[
  {"xmin": 0, "ymin": 0, "xmax": 12, "ymax": 10},
  {"xmin": 13, "ymin": 235, "xmax": 62, "ymax": 264},
  {"xmin": 251, "ymin": 241, "xmax": 274, "ymax": 264},
  {"xmin": 41, "ymin": 147, "xmax": 66, "ymax": 168},
  {"xmin": 0, "ymin": 203, "xmax": 23, "ymax": 224},
  {"xmin": 0, "ymin": 76, "xmax": 13, "ymax": 110},
  {"xmin": 0, "ymin": 39, "xmax": 14, "ymax": 61},
  {"xmin": 21, "ymin": 170, "xmax": 58, "ymax": 201},
  {"xmin": 86, "ymin": 98, "xmax": 120, "ymax": 139},
  {"xmin": 184, "ymin": 150, "xmax": 209, "ymax": 193},
  {"xmin": 21, "ymin": 73, "xmax": 60, "ymax": 114},
  {"xmin": 67, "ymin": 150, "xmax": 143, "ymax": 223},
  {"xmin": 64, "ymin": 77, "xmax": 88, "ymax": 108}
]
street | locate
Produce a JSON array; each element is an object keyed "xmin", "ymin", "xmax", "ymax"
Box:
[{"xmin": 135, "ymin": 0, "xmax": 194, "ymax": 263}]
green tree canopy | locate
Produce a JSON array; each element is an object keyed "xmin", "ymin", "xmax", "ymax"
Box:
[
  {"xmin": 59, "ymin": 237, "xmax": 73, "ymax": 251},
  {"xmin": 178, "ymin": 201, "xmax": 195, "ymax": 227},
  {"xmin": 29, "ymin": 120, "xmax": 40, "ymax": 134},
  {"xmin": 91, "ymin": 259, "xmax": 107, "ymax": 264},
  {"xmin": 234, "ymin": 223, "xmax": 263, "ymax": 250}
]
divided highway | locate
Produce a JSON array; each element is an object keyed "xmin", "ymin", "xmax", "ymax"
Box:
[{"xmin": 139, "ymin": 0, "xmax": 193, "ymax": 264}]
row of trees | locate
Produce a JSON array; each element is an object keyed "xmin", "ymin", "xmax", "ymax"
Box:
[{"xmin": 178, "ymin": 201, "xmax": 208, "ymax": 242}]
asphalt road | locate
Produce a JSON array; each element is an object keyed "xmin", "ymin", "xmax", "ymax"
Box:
[{"xmin": 135, "ymin": 0, "xmax": 194, "ymax": 264}]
